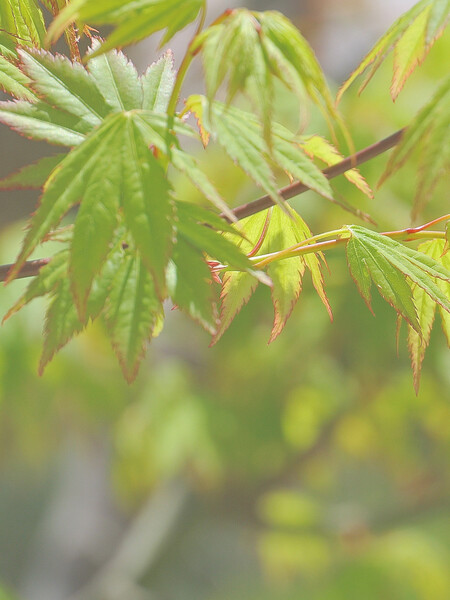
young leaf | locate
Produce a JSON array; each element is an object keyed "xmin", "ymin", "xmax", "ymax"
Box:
[
  {"xmin": 379, "ymin": 75, "xmax": 450, "ymax": 219},
  {"xmin": 211, "ymin": 271, "xmax": 259, "ymax": 345},
  {"xmin": 0, "ymin": 55, "xmax": 35, "ymax": 101},
  {"xmin": 301, "ymin": 135, "xmax": 373, "ymax": 199},
  {"xmin": 407, "ymin": 239, "xmax": 449, "ymax": 393},
  {"xmin": 7, "ymin": 112, "xmax": 125, "ymax": 283},
  {"xmin": 0, "ymin": 154, "xmax": 64, "ymax": 190},
  {"xmin": 7, "ymin": 112, "xmax": 178, "ymax": 302},
  {"xmin": 338, "ymin": 0, "xmax": 450, "ymax": 101},
  {"xmin": 186, "ymin": 96, "xmax": 333, "ymax": 206},
  {"xmin": 87, "ymin": 40, "xmax": 143, "ymax": 112},
  {"xmin": 141, "ymin": 51, "xmax": 176, "ymax": 113},
  {"xmin": 18, "ymin": 48, "xmax": 110, "ymax": 128},
  {"xmin": 0, "ymin": 99, "xmax": 88, "ymax": 145},
  {"xmin": 256, "ymin": 10, "xmax": 338, "ymax": 123},
  {"xmin": 192, "ymin": 9, "xmax": 338, "ymax": 140},
  {"xmin": 0, "ymin": 0, "xmax": 46, "ymax": 48},
  {"xmin": 47, "ymin": 0, "xmax": 205, "ymax": 58},
  {"xmin": 120, "ymin": 115, "xmax": 175, "ymax": 297},
  {"xmin": 346, "ymin": 225, "xmax": 450, "ymax": 330},
  {"xmin": 39, "ymin": 242, "xmax": 125, "ymax": 374},
  {"xmin": 104, "ymin": 254, "xmax": 164, "ymax": 383}
]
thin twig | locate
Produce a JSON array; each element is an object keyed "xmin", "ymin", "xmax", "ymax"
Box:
[
  {"xmin": 0, "ymin": 128, "xmax": 406, "ymax": 283},
  {"xmin": 225, "ymin": 128, "xmax": 405, "ymax": 222}
]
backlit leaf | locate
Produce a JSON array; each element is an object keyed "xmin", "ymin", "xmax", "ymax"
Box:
[
  {"xmin": 0, "ymin": 154, "xmax": 64, "ymax": 190},
  {"xmin": 0, "ymin": 56, "xmax": 35, "ymax": 100},
  {"xmin": 18, "ymin": 48, "xmax": 110, "ymax": 127},
  {"xmin": 380, "ymin": 75, "xmax": 450, "ymax": 219},
  {"xmin": 39, "ymin": 242, "xmax": 124, "ymax": 374},
  {"xmin": 301, "ymin": 135, "xmax": 373, "ymax": 198},
  {"xmin": 211, "ymin": 271, "xmax": 259, "ymax": 345},
  {"xmin": 104, "ymin": 254, "xmax": 164, "ymax": 383},
  {"xmin": 0, "ymin": 99, "xmax": 88, "ymax": 145},
  {"xmin": 193, "ymin": 9, "xmax": 337, "ymax": 140},
  {"xmin": 47, "ymin": 0, "xmax": 205, "ymax": 57},
  {"xmin": 338, "ymin": 0, "xmax": 449, "ymax": 101},
  {"xmin": 346, "ymin": 226, "xmax": 450, "ymax": 330},
  {"xmin": 407, "ymin": 239, "xmax": 447, "ymax": 393},
  {"xmin": 186, "ymin": 96, "xmax": 333, "ymax": 206},
  {"xmin": 141, "ymin": 51, "xmax": 176, "ymax": 113},
  {"xmin": 0, "ymin": 0, "xmax": 46, "ymax": 48},
  {"xmin": 87, "ymin": 40, "xmax": 143, "ymax": 111}
]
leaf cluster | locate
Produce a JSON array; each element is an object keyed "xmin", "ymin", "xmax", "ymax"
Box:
[{"xmin": 0, "ymin": 0, "xmax": 448, "ymax": 387}]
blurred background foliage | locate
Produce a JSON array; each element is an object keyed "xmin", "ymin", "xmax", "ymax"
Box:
[{"xmin": 0, "ymin": 1, "xmax": 449, "ymax": 599}]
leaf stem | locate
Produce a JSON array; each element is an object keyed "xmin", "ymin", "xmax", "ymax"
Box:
[
  {"xmin": 167, "ymin": 5, "xmax": 206, "ymax": 117},
  {"xmin": 250, "ymin": 229, "xmax": 447, "ymax": 269},
  {"xmin": 2, "ymin": 130, "xmax": 446, "ymax": 283}
]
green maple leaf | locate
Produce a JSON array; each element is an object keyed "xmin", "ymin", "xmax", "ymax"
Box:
[
  {"xmin": 379, "ymin": 75, "xmax": 450, "ymax": 219},
  {"xmin": 212, "ymin": 206, "xmax": 331, "ymax": 344},
  {"xmin": 338, "ymin": 0, "xmax": 450, "ymax": 101},
  {"xmin": 46, "ymin": 0, "xmax": 205, "ymax": 57},
  {"xmin": 192, "ymin": 8, "xmax": 338, "ymax": 143},
  {"xmin": 346, "ymin": 226, "xmax": 450, "ymax": 331},
  {"xmin": 0, "ymin": 0, "xmax": 46, "ymax": 49},
  {"xmin": 104, "ymin": 253, "xmax": 164, "ymax": 383},
  {"xmin": 186, "ymin": 95, "xmax": 333, "ymax": 210},
  {"xmin": 407, "ymin": 239, "xmax": 450, "ymax": 393},
  {"xmin": 0, "ymin": 154, "xmax": 64, "ymax": 190}
]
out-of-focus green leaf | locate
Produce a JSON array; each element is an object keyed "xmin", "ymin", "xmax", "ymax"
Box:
[
  {"xmin": 338, "ymin": 0, "xmax": 450, "ymax": 101},
  {"xmin": 0, "ymin": 0, "xmax": 46, "ymax": 48},
  {"xmin": 104, "ymin": 254, "xmax": 164, "ymax": 383},
  {"xmin": 380, "ymin": 75, "xmax": 450, "ymax": 219},
  {"xmin": 346, "ymin": 226, "xmax": 450, "ymax": 330},
  {"xmin": 193, "ymin": 8, "xmax": 338, "ymax": 142},
  {"xmin": 0, "ymin": 154, "xmax": 64, "ymax": 189},
  {"xmin": 47, "ymin": 0, "xmax": 205, "ymax": 57},
  {"xmin": 141, "ymin": 51, "xmax": 176, "ymax": 113}
]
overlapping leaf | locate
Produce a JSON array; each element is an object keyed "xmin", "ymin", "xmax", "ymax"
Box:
[
  {"xmin": 212, "ymin": 206, "xmax": 331, "ymax": 344},
  {"xmin": 346, "ymin": 226, "xmax": 450, "ymax": 331},
  {"xmin": 104, "ymin": 254, "xmax": 164, "ymax": 383},
  {"xmin": 379, "ymin": 75, "xmax": 450, "ymax": 219},
  {"xmin": 0, "ymin": 56, "xmax": 35, "ymax": 100},
  {"xmin": 46, "ymin": 0, "xmax": 205, "ymax": 57},
  {"xmin": 338, "ymin": 0, "xmax": 450, "ymax": 101},
  {"xmin": 0, "ymin": 0, "xmax": 46, "ymax": 49},
  {"xmin": 0, "ymin": 155, "xmax": 64, "ymax": 190},
  {"xmin": 407, "ymin": 239, "xmax": 450, "ymax": 392},
  {"xmin": 192, "ymin": 9, "xmax": 338, "ymax": 142},
  {"xmin": 186, "ymin": 95, "xmax": 333, "ymax": 209}
]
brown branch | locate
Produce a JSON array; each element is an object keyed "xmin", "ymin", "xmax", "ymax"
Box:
[
  {"xmin": 0, "ymin": 128, "xmax": 405, "ymax": 284},
  {"xmin": 225, "ymin": 128, "xmax": 405, "ymax": 222}
]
